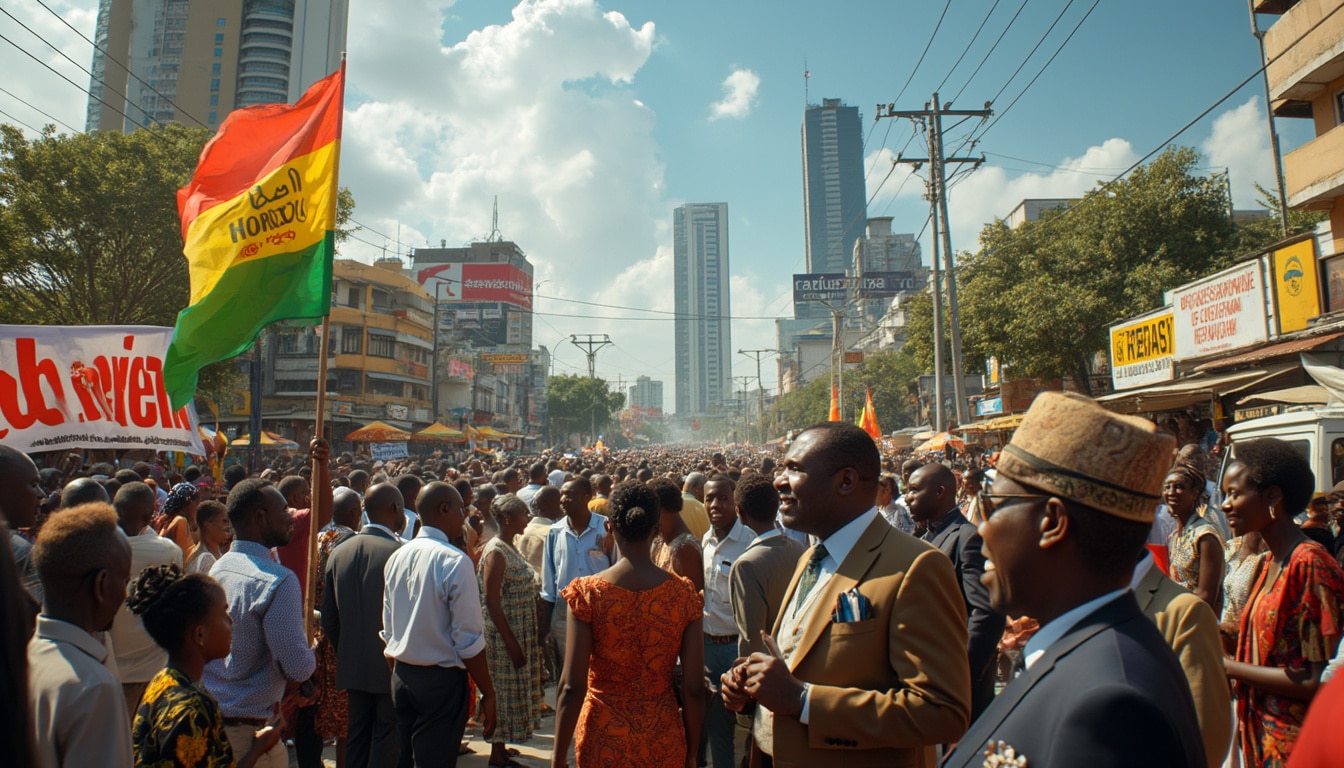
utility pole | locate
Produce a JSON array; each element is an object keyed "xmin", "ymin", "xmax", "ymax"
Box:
[
  {"xmin": 1247, "ymin": 0, "xmax": 1291, "ymax": 236},
  {"xmin": 733, "ymin": 375, "xmax": 755, "ymax": 444},
  {"xmin": 739, "ymin": 348, "xmax": 776, "ymax": 443},
  {"xmin": 569, "ymin": 334, "xmax": 613, "ymax": 444},
  {"xmin": 880, "ymin": 94, "xmax": 989, "ymax": 428}
]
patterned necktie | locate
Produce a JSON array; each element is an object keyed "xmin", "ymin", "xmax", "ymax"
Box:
[{"xmin": 792, "ymin": 544, "xmax": 830, "ymax": 614}]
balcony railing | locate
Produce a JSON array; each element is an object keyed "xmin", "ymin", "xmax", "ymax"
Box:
[{"xmin": 1264, "ymin": 0, "xmax": 1344, "ymax": 113}]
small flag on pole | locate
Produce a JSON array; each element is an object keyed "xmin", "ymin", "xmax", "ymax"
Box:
[
  {"xmin": 829, "ymin": 386, "xmax": 840, "ymax": 422},
  {"xmin": 861, "ymin": 386, "xmax": 881, "ymax": 439},
  {"xmin": 163, "ymin": 63, "xmax": 346, "ymax": 407}
]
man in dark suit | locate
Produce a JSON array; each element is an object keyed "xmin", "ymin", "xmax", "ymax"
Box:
[
  {"xmin": 905, "ymin": 463, "xmax": 1004, "ymax": 721},
  {"xmin": 729, "ymin": 472, "xmax": 806, "ymax": 657},
  {"xmin": 721, "ymin": 422, "xmax": 971, "ymax": 767},
  {"xmin": 944, "ymin": 392, "xmax": 1206, "ymax": 768},
  {"xmin": 322, "ymin": 482, "xmax": 405, "ymax": 768}
]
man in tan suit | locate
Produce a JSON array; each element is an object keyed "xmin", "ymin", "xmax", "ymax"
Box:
[
  {"xmin": 721, "ymin": 422, "xmax": 971, "ymax": 767},
  {"xmin": 1132, "ymin": 552, "xmax": 1232, "ymax": 767}
]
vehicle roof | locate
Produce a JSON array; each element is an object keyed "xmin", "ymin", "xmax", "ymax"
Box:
[{"xmin": 1226, "ymin": 408, "xmax": 1344, "ymax": 435}]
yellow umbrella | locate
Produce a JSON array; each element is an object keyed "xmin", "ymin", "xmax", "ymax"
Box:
[
  {"xmin": 345, "ymin": 421, "xmax": 413, "ymax": 442},
  {"xmin": 229, "ymin": 431, "xmax": 300, "ymax": 449},
  {"xmin": 412, "ymin": 422, "xmax": 466, "ymax": 442}
]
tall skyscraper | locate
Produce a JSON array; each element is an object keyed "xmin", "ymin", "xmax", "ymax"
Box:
[
  {"xmin": 87, "ymin": 0, "xmax": 348, "ymax": 132},
  {"xmin": 802, "ymin": 98, "xmax": 868, "ymax": 275},
  {"xmin": 628, "ymin": 376, "xmax": 664, "ymax": 415},
  {"xmin": 674, "ymin": 203, "xmax": 732, "ymax": 415}
]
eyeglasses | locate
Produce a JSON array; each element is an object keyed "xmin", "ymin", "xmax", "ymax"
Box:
[{"xmin": 978, "ymin": 490, "xmax": 1050, "ymax": 519}]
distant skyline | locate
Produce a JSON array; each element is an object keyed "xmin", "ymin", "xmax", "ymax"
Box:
[{"xmin": 0, "ymin": 0, "xmax": 1308, "ymax": 412}]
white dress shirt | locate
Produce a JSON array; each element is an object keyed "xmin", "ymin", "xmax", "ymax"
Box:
[
  {"xmin": 1022, "ymin": 588, "xmax": 1129, "ymax": 671},
  {"xmin": 381, "ymin": 525, "xmax": 486, "ymax": 668},
  {"xmin": 110, "ymin": 526, "xmax": 182, "ymax": 683},
  {"xmin": 540, "ymin": 513, "xmax": 610, "ymax": 604},
  {"xmin": 400, "ymin": 507, "xmax": 418, "ymax": 543},
  {"xmin": 30, "ymin": 616, "xmax": 133, "ymax": 768},
  {"xmin": 702, "ymin": 518, "xmax": 754, "ymax": 636}
]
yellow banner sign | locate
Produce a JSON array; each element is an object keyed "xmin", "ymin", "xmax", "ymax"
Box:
[
  {"xmin": 1109, "ymin": 309, "xmax": 1174, "ymax": 390},
  {"xmin": 481, "ymin": 353, "xmax": 531, "ymax": 364},
  {"xmin": 1273, "ymin": 239, "xmax": 1320, "ymax": 334}
]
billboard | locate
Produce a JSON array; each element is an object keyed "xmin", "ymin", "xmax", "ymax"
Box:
[
  {"xmin": 1172, "ymin": 260, "xmax": 1269, "ymax": 360},
  {"xmin": 444, "ymin": 302, "xmax": 510, "ymax": 346},
  {"xmin": 1109, "ymin": 308, "xmax": 1175, "ymax": 390},
  {"xmin": 1272, "ymin": 239, "xmax": 1321, "ymax": 334},
  {"xmin": 0, "ymin": 325, "xmax": 206, "ymax": 454},
  {"xmin": 793, "ymin": 272, "xmax": 920, "ymax": 303},
  {"xmin": 417, "ymin": 262, "xmax": 533, "ymax": 309}
]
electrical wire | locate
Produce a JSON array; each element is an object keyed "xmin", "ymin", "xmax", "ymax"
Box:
[
  {"xmin": 0, "ymin": 104, "xmax": 41, "ymax": 133},
  {"xmin": 0, "ymin": 83, "xmax": 78, "ymax": 133},
  {"xmin": 987, "ymin": 0, "xmax": 1076, "ymax": 106},
  {"xmin": 892, "ymin": 0, "xmax": 955, "ymax": 107},
  {"xmin": 936, "ymin": 0, "xmax": 1004, "ymax": 94},
  {"xmin": 0, "ymin": 29, "xmax": 150, "ymax": 131},
  {"xmin": 951, "ymin": 0, "xmax": 1030, "ymax": 103}
]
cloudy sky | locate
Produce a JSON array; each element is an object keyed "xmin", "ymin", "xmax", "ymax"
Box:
[{"xmin": 0, "ymin": 0, "xmax": 1312, "ymax": 408}]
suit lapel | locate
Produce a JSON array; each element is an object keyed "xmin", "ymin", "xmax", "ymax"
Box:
[
  {"xmin": 1135, "ymin": 563, "xmax": 1163, "ymax": 613},
  {"xmin": 772, "ymin": 546, "xmax": 810, "ymax": 636},
  {"xmin": 788, "ymin": 517, "xmax": 888, "ymax": 671}
]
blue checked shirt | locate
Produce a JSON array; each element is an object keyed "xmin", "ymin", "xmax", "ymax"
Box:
[{"xmin": 204, "ymin": 540, "xmax": 316, "ymax": 718}]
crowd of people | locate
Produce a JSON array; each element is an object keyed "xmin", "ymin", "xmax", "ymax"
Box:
[{"xmin": 7, "ymin": 393, "xmax": 1344, "ymax": 767}]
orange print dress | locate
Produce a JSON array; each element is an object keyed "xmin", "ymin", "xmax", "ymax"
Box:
[{"xmin": 562, "ymin": 574, "xmax": 703, "ymax": 768}]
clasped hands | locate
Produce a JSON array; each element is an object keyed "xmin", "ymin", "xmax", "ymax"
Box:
[{"xmin": 720, "ymin": 651, "xmax": 806, "ymax": 719}]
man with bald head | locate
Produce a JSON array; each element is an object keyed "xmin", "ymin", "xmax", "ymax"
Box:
[
  {"xmin": 324, "ymin": 483, "xmax": 405, "ymax": 768},
  {"xmin": 110, "ymin": 482, "xmax": 183, "ymax": 720},
  {"xmin": 28, "ymin": 503, "xmax": 134, "ymax": 767},
  {"xmin": 206, "ymin": 479, "xmax": 317, "ymax": 768},
  {"xmin": 905, "ymin": 463, "xmax": 1004, "ymax": 721},
  {"xmin": 382, "ymin": 482, "xmax": 496, "ymax": 767}
]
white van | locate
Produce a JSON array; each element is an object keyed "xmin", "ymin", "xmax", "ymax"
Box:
[{"xmin": 1221, "ymin": 407, "xmax": 1344, "ymax": 494}]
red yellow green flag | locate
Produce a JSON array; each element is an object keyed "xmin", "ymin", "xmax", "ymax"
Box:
[{"xmin": 164, "ymin": 63, "xmax": 345, "ymax": 407}]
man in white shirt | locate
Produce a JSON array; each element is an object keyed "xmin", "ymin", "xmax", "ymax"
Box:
[
  {"xmin": 382, "ymin": 481, "xmax": 496, "ymax": 767},
  {"xmin": 516, "ymin": 463, "xmax": 548, "ymax": 512},
  {"xmin": 28, "ymin": 503, "xmax": 134, "ymax": 768},
  {"xmin": 700, "ymin": 475, "xmax": 753, "ymax": 768},
  {"xmin": 109, "ymin": 482, "xmax": 182, "ymax": 720}
]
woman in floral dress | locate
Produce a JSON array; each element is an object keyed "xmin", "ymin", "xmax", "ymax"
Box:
[
  {"xmin": 1222, "ymin": 439, "xmax": 1344, "ymax": 767},
  {"xmin": 312, "ymin": 499, "xmax": 359, "ymax": 762},
  {"xmin": 1164, "ymin": 462, "xmax": 1225, "ymax": 609},
  {"xmin": 127, "ymin": 563, "xmax": 280, "ymax": 768},
  {"xmin": 478, "ymin": 494, "xmax": 544, "ymax": 767}
]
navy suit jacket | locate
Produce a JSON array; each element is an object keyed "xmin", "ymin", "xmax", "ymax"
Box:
[
  {"xmin": 922, "ymin": 508, "xmax": 1004, "ymax": 720},
  {"xmin": 321, "ymin": 526, "xmax": 402, "ymax": 694},
  {"xmin": 943, "ymin": 592, "xmax": 1205, "ymax": 768}
]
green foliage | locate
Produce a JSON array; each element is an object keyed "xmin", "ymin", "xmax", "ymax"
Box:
[
  {"xmin": 335, "ymin": 186, "xmax": 358, "ymax": 247},
  {"xmin": 957, "ymin": 146, "xmax": 1235, "ymax": 394},
  {"xmin": 765, "ymin": 350, "xmax": 923, "ymax": 437},
  {"xmin": 1231, "ymin": 181, "xmax": 1329, "ymax": 255},
  {"xmin": 546, "ymin": 375, "xmax": 626, "ymax": 440}
]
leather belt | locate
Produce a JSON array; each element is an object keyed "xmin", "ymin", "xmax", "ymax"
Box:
[{"xmin": 705, "ymin": 633, "xmax": 739, "ymax": 645}]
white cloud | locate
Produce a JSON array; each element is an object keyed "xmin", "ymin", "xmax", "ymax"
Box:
[
  {"xmin": 1201, "ymin": 96, "xmax": 1277, "ymax": 209},
  {"xmin": 708, "ymin": 68, "xmax": 760, "ymax": 121},
  {"xmin": 0, "ymin": 1, "xmax": 99, "ymax": 135}
]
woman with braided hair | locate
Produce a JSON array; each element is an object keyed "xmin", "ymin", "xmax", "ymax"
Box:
[
  {"xmin": 127, "ymin": 563, "xmax": 281, "ymax": 768},
  {"xmin": 1165, "ymin": 457, "xmax": 1227, "ymax": 609},
  {"xmin": 158, "ymin": 482, "xmax": 202, "ymax": 557}
]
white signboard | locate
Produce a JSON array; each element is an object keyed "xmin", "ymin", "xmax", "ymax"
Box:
[
  {"xmin": 1172, "ymin": 261, "xmax": 1269, "ymax": 360},
  {"xmin": 370, "ymin": 441, "xmax": 409, "ymax": 461},
  {"xmin": 0, "ymin": 325, "xmax": 206, "ymax": 454}
]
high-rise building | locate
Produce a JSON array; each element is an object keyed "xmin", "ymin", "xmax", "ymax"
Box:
[
  {"xmin": 674, "ymin": 203, "xmax": 732, "ymax": 415},
  {"xmin": 853, "ymin": 217, "xmax": 925, "ymax": 327},
  {"xmin": 87, "ymin": 0, "xmax": 348, "ymax": 132},
  {"xmin": 628, "ymin": 376, "xmax": 664, "ymax": 415},
  {"xmin": 802, "ymin": 98, "xmax": 868, "ymax": 277}
]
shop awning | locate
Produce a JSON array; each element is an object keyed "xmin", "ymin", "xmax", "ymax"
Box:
[
  {"xmin": 1237, "ymin": 385, "xmax": 1332, "ymax": 406},
  {"xmin": 1096, "ymin": 363, "xmax": 1296, "ymax": 415},
  {"xmin": 1193, "ymin": 331, "xmax": 1344, "ymax": 372}
]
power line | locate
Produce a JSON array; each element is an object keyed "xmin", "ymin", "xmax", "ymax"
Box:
[
  {"xmin": 0, "ymin": 29, "xmax": 151, "ymax": 132},
  {"xmin": 0, "ymin": 104, "xmax": 41, "ymax": 133},
  {"xmin": 0, "ymin": 84, "xmax": 78, "ymax": 133},
  {"xmin": 22, "ymin": 0, "xmax": 211, "ymax": 129},
  {"xmin": 987, "ymin": 0, "xmax": 1077, "ymax": 106},
  {"xmin": 951, "ymin": 0, "xmax": 1030, "ymax": 103},
  {"xmin": 892, "ymin": 0, "xmax": 955, "ymax": 107},
  {"xmin": 936, "ymin": 0, "xmax": 1004, "ymax": 93}
]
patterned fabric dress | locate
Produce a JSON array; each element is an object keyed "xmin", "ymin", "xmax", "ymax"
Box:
[
  {"xmin": 476, "ymin": 536, "xmax": 544, "ymax": 744},
  {"xmin": 1222, "ymin": 537, "xmax": 1266, "ymax": 628},
  {"xmin": 313, "ymin": 523, "xmax": 356, "ymax": 740},
  {"xmin": 132, "ymin": 666, "xmax": 233, "ymax": 768},
  {"xmin": 650, "ymin": 532, "xmax": 700, "ymax": 576},
  {"xmin": 1168, "ymin": 510, "xmax": 1224, "ymax": 594},
  {"xmin": 562, "ymin": 575, "xmax": 703, "ymax": 768},
  {"xmin": 1235, "ymin": 541, "xmax": 1344, "ymax": 766}
]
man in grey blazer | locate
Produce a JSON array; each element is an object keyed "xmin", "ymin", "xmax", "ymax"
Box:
[
  {"xmin": 730, "ymin": 472, "xmax": 806, "ymax": 658},
  {"xmin": 322, "ymin": 483, "xmax": 405, "ymax": 768}
]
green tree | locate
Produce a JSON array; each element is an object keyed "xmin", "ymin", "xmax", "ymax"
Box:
[
  {"xmin": 545, "ymin": 375, "xmax": 625, "ymax": 441},
  {"xmin": 957, "ymin": 146, "xmax": 1235, "ymax": 394},
  {"xmin": 335, "ymin": 186, "xmax": 358, "ymax": 247},
  {"xmin": 1231, "ymin": 181, "xmax": 1329, "ymax": 255}
]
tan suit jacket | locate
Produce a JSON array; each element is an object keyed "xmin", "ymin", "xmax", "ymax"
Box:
[
  {"xmin": 1135, "ymin": 564, "xmax": 1232, "ymax": 768},
  {"xmin": 751, "ymin": 516, "xmax": 971, "ymax": 768}
]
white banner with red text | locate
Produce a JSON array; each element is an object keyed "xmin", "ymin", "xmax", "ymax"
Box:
[{"xmin": 0, "ymin": 325, "xmax": 207, "ymax": 454}]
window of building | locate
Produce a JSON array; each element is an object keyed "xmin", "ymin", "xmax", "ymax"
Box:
[
  {"xmin": 367, "ymin": 376, "xmax": 403, "ymax": 397},
  {"xmin": 274, "ymin": 378, "xmax": 316, "ymax": 393},
  {"xmin": 210, "ymin": 78, "xmax": 220, "ymax": 90},
  {"xmin": 209, "ymin": 94, "xmax": 219, "ymax": 106},
  {"xmin": 208, "ymin": 111, "xmax": 217, "ymax": 123},
  {"xmin": 214, "ymin": 47, "xmax": 223, "ymax": 57},
  {"xmin": 367, "ymin": 333, "xmax": 396, "ymax": 358},
  {"xmin": 212, "ymin": 63, "xmax": 221, "ymax": 75},
  {"xmin": 371, "ymin": 289, "xmax": 391, "ymax": 312},
  {"xmin": 332, "ymin": 369, "xmax": 361, "ymax": 393},
  {"xmin": 215, "ymin": 32, "xmax": 224, "ymax": 43},
  {"xmin": 340, "ymin": 328, "xmax": 362, "ymax": 354},
  {"xmin": 409, "ymin": 385, "xmax": 428, "ymax": 401},
  {"xmin": 217, "ymin": 17, "xmax": 226, "ymax": 26},
  {"xmin": 346, "ymin": 286, "xmax": 362, "ymax": 308},
  {"xmin": 1336, "ymin": 90, "xmax": 1344, "ymax": 126},
  {"xmin": 275, "ymin": 333, "xmax": 300, "ymax": 355}
]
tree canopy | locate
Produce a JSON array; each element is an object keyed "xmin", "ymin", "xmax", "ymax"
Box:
[{"xmin": 546, "ymin": 374, "xmax": 625, "ymax": 442}]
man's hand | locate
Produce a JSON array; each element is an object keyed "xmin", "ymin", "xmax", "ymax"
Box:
[
  {"xmin": 720, "ymin": 657, "xmax": 753, "ymax": 713},
  {"xmin": 480, "ymin": 691, "xmax": 498, "ymax": 739},
  {"xmin": 744, "ymin": 652, "xmax": 805, "ymax": 718},
  {"xmin": 310, "ymin": 438, "xmax": 330, "ymax": 463}
]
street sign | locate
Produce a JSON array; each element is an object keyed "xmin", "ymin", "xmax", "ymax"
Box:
[
  {"xmin": 793, "ymin": 272, "xmax": 920, "ymax": 303},
  {"xmin": 482, "ymin": 353, "xmax": 531, "ymax": 364}
]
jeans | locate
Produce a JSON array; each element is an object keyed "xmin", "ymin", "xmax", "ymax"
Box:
[{"xmin": 702, "ymin": 639, "xmax": 739, "ymax": 768}]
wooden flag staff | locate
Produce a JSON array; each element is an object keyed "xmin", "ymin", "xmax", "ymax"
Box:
[{"xmin": 305, "ymin": 314, "xmax": 332, "ymax": 641}]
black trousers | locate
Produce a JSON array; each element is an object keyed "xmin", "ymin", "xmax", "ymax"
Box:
[
  {"xmin": 390, "ymin": 662, "xmax": 469, "ymax": 768},
  {"xmin": 294, "ymin": 704, "xmax": 323, "ymax": 768},
  {"xmin": 347, "ymin": 689, "xmax": 399, "ymax": 768}
]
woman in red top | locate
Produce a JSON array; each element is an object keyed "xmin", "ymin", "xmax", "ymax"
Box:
[{"xmin": 1223, "ymin": 438, "xmax": 1344, "ymax": 767}]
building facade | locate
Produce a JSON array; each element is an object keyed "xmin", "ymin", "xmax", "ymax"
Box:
[
  {"xmin": 674, "ymin": 203, "xmax": 732, "ymax": 415},
  {"xmin": 853, "ymin": 216, "xmax": 924, "ymax": 328},
  {"xmin": 87, "ymin": 0, "xmax": 348, "ymax": 132},
  {"xmin": 802, "ymin": 98, "xmax": 868, "ymax": 277},
  {"xmin": 628, "ymin": 375, "xmax": 664, "ymax": 414}
]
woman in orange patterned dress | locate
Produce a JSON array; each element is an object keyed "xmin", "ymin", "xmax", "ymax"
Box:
[{"xmin": 552, "ymin": 480, "xmax": 705, "ymax": 768}]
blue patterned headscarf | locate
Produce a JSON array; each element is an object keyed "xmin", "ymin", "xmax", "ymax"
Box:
[{"xmin": 163, "ymin": 482, "xmax": 200, "ymax": 517}]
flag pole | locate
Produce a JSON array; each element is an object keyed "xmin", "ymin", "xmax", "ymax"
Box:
[{"xmin": 305, "ymin": 314, "xmax": 331, "ymax": 640}]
